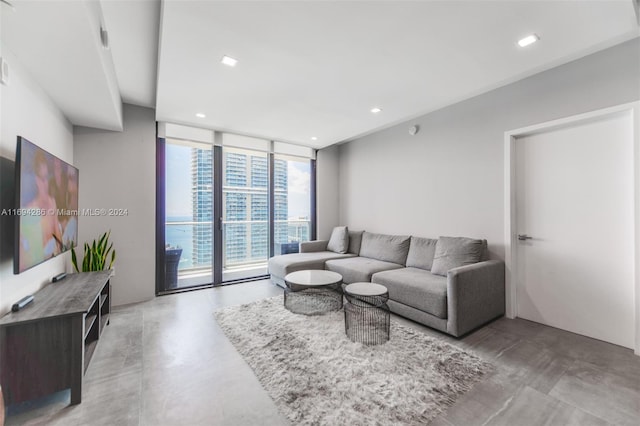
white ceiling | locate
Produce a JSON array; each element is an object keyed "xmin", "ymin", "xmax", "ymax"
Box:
[
  {"xmin": 1, "ymin": 0, "xmax": 124, "ymax": 130},
  {"xmin": 2, "ymin": 1, "xmax": 639, "ymax": 148},
  {"xmin": 101, "ymin": 0, "xmax": 160, "ymax": 108},
  {"xmin": 155, "ymin": 0, "xmax": 639, "ymax": 148}
]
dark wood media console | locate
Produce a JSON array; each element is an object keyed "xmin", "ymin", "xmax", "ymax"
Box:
[{"xmin": 0, "ymin": 271, "xmax": 112, "ymax": 405}]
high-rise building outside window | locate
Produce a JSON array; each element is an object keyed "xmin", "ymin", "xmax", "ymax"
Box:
[
  {"xmin": 222, "ymin": 147, "xmax": 270, "ymax": 279},
  {"xmin": 273, "ymin": 154, "xmax": 311, "ymax": 255}
]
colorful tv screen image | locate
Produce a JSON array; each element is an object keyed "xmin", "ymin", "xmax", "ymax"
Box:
[{"xmin": 15, "ymin": 137, "xmax": 79, "ymax": 273}]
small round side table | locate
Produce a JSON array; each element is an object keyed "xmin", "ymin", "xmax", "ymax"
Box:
[
  {"xmin": 284, "ymin": 270, "xmax": 343, "ymax": 315},
  {"xmin": 344, "ymin": 282, "xmax": 390, "ymax": 345}
]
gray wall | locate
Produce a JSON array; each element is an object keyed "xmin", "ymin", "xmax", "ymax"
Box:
[
  {"xmin": 74, "ymin": 104, "xmax": 156, "ymax": 306},
  {"xmin": 0, "ymin": 45, "xmax": 73, "ymax": 315},
  {"xmin": 316, "ymin": 145, "xmax": 340, "ymax": 239},
  {"xmin": 338, "ymin": 38, "xmax": 640, "ymax": 259}
]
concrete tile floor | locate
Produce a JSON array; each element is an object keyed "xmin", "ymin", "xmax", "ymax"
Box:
[{"xmin": 5, "ymin": 279, "xmax": 640, "ymax": 425}]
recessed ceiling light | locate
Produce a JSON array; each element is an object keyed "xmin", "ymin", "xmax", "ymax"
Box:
[
  {"xmin": 311, "ymin": 136, "xmax": 318, "ymax": 141},
  {"xmin": 518, "ymin": 34, "xmax": 539, "ymax": 48},
  {"xmin": 221, "ymin": 55, "xmax": 238, "ymax": 67},
  {"xmin": 195, "ymin": 113, "xmax": 206, "ymax": 118},
  {"xmin": 370, "ymin": 107, "xmax": 382, "ymax": 114}
]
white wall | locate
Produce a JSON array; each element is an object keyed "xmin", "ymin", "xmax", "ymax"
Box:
[
  {"xmin": 73, "ymin": 104, "xmax": 156, "ymax": 307},
  {"xmin": 0, "ymin": 46, "xmax": 74, "ymax": 315},
  {"xmin": 316, "ymin": 145, "xmax": 340, "ymax": 239},
  {"xmin": 338, "ymin": 38, "xmax": 640, "ymax": 260}
]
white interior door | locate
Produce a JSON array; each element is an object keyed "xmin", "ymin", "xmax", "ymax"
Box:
[{"xmin": 515, "ymin": 111, "xmax": 634, "ymax": 348}]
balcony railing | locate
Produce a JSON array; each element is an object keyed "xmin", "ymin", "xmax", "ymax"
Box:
[{"xmin": 165, "ymin": 219, "xmax": 310, "ymax": 279}]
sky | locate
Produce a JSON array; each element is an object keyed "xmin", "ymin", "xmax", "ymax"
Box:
[
  {"xmin": 165, "ymin": 143, "xmax": 310, "ymax": 219},
  {"xmin": 165, "ymin": 144, "xmax": 192, "ymax": 218},
  {"xmin": 284, "ymin": 161, "xmax": 311, "ymax": 218}
]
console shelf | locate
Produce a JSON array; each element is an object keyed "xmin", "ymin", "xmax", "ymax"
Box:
[
  {"xmin": 0, "ymin": 271, "xmax": 112, "ymax": 405},
  {"xmin": 84, "ymin": 314, "xmax": 97, "ymax": 338}
]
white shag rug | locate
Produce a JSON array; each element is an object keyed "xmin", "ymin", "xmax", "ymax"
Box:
[{"xmin": 214, "ymin": 296, "xmax": 492, "ymax": 426}]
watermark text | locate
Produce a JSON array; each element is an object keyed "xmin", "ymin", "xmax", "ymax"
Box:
[{"xmin": 1, "ymin": 208, "xmax": 129, "ymax": 217}]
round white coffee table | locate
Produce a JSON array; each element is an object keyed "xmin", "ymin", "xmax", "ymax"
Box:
[
  {"xmin": 284, "ymin": 270, "xmax": 343, "ymax": 315},
  {"xmin": 344, "ymin": 282, "xmax": 390, "ymax": 345}
]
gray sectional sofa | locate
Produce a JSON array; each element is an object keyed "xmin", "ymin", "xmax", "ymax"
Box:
[{"xmin": 268, "ymin": 229, "xmax": 505, "ymax": 337}]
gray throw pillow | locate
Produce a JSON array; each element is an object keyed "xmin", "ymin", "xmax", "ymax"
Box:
[
  {"xmin": 327, "ymin": 226, "xmax": 349, "ymax": 254},
  {"xmin": 430, "ymin": 236, "xmax": 484, "ymax": 276},
  {"xmin": 406, "ymin": 237, "xmax": 438, "ymax": 270}
]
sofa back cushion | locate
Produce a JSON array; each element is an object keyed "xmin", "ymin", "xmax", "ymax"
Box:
[
  {"xmin": 430, "ymin": 236, "xmax": 484, "ymax": 276},
  {"xmin": 359, "ymin": 232, "xmax": 411, "ymax": 265},
  {"xmin": 348, "ymin": 230, "xmax": 364, "ymax": 255},
  {"xmin": 405, "ymin": 237, "xmax": 438, "ymax": 270},
  {"xmin": 327, "ymin": 226, "xmax": 349, "ymax": 254},
  {"xmin": 480, "ymin": 240, "xmax": 490, "ymax": 261}
]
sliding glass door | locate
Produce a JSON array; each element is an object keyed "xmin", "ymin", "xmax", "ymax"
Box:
[
  {"xmin": 157, "ymin": 129, "xmax": 315, "ymax": 293},
  {"xmin": 163, "ymin": 139, "xmax": 213, "ymax": 290},
  {"xmin": 273, "ymin": 154, "xmax": 312, "ymax": 256},
  {"xmin": 222, "ymin": 147, "xmax": 269, "ymax": 281}
]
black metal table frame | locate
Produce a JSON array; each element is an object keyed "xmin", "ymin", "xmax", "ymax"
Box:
[
  {"xmin": 344, "ymin": 288, "xmax": 390, "ymax": 345},
  {"xmin": 284, "ymin": 280, "xmax": 343, "ymax": 316}
]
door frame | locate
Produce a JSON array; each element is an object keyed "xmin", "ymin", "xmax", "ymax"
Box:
[{"xmin": 503, "ymin": 101, "xmax": 640, "ymax": 354}]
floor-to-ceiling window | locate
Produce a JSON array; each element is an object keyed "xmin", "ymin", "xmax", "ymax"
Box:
[
  {"xmin": 222, "ymin": 146, "xmax": 269, "ymax": 281},
  {"xmin": 157, "ymin": 125, "xmax": 315, "ymax": 292},
  {"xmin": 163, "ymin": 139, "xmax": 214, "ymax": 290},
  {"xmin": 273, "ymin": 154, "xmax": 312, "ymax": 256}
]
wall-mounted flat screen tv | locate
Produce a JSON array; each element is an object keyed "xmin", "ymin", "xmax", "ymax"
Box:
[{"xmin": 14, "ymin": 137, "xmax": 79, "ymax": 274}]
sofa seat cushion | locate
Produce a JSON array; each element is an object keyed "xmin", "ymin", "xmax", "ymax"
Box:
[
  {"xmin": 325, "ymin": 257, "xmax": 403, "ymax": 284},
  {"xmin": 372, "ymin": 267, "xmax": 448, "ymax": 319},
  {"xmin": 268, "ymin": 252, "xmax": 355, "ymax": 278}
]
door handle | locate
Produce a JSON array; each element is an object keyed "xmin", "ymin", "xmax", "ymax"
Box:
[{"xmin": 518, "ymin": 234, "xmax": 533, "ymax": 241}]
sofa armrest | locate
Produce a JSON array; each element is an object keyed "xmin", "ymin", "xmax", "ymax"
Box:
[
  {"xmin": 300, "ymin": 240, "xmax": 329, "ymax": 253},
  {"xmin": 446, "ymin": 260, "xmax": 505, "ymax": 337}
]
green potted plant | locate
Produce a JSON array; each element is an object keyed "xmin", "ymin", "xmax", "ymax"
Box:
[{"xmin": 71, "ymin": 230, "xmax": 116, "ymax": 272}]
